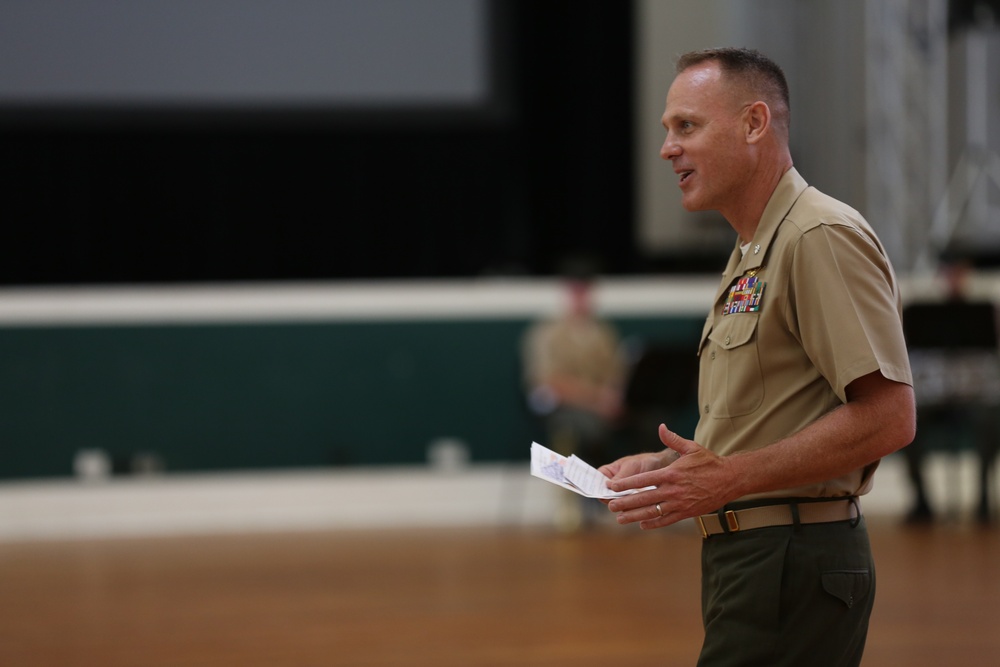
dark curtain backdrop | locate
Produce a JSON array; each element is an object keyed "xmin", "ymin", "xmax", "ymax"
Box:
[{"xmin": 0, "ymin": 1, "xmax": 641, "ymax": 286}]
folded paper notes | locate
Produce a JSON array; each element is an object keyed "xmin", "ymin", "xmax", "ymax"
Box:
[{"xmin": 529, "ymin": 441, "xmax": 652, "ymax": 499}]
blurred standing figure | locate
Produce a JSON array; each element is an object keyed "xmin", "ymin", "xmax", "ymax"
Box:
[
  {"xmin": 902, "ymin": 257, "xmax": 1000, "ymax": 524},
  {"xmin": 600, "ymin": 48, "xmax": 915, "ymax": 666},
  {"xmin": 522, "ymin": 278, "xmax": 626, "ymax": 530}
]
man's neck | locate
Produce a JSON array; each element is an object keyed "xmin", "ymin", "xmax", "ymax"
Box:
[{"xmin": 726, "ymin": 160, "xmax": 793, "ymax": 244}]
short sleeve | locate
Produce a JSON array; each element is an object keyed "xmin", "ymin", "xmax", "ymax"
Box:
[{"xmin": 787, "ymin": 222, "xmax": 913, "ymax": 402}]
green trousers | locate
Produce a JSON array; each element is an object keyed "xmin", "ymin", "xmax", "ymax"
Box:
[{"xmin": 698, "ymin": 516, "xmax": 874, "ymax": 667}]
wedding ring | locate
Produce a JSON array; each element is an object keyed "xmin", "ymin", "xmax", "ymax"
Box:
[{"xmin": 655, "ymin": 503, "xmax": 663, "ymax": 517}]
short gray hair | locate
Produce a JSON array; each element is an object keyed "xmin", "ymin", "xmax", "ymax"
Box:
[{"xmin": 676, "ymin": 47, "xmax": 790, "ymax": 134}]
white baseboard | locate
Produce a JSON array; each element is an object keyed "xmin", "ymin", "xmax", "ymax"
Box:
[{"xmin": 0, "ymin": 453, "xmax": 993, "ymax": 541}]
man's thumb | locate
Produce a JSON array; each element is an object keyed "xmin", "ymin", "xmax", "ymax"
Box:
[{"xmin": 658, "ymin": 423, "xmax": 695, "ymax": 456}]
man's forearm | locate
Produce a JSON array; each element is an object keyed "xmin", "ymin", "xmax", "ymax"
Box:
[{"xmin": 722, "ymin": 373, "xmax": 915, "ymax": 500}]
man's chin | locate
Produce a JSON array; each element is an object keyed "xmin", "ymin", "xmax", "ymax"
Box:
[{"xmin": 679, "ymin": 194, "xmax": 704, "ymax": 212}]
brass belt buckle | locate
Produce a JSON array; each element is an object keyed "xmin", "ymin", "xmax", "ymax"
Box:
[{"xmin": 724, "ymin": 510, "xmax": 740, "ymax": 532}]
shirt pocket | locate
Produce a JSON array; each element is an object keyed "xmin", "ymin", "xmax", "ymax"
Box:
[{"xmin": 704, "ymin": 312, "xmax": 764, "ymax": 418}]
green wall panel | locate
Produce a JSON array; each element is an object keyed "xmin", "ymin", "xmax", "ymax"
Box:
[{"xmin": 0, "ymin": 315, "xmax": 703, "ymax": 480}]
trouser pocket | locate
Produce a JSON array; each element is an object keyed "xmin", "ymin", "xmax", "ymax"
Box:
[{"xmin": 821, "ymin": 569, "xmax": 872, "ymax": 610}]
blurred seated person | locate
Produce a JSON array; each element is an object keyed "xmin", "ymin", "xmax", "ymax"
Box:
[
  {"xmin": 902, "ymin": 257, "xmax": 1000, "ymax": 524},
  {"xmin": 522, "ymin": 278, "xmax": 626, "ymax": 461},
  {"xmin": 522, "ymin": 278, "xmax": 626, "ymax": 529}
]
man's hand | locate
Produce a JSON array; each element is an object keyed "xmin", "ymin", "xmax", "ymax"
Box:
[
  {"xmin": 604, "ymin": 424, "xmax": 742, "ymax": 530},
  {"xmin": 597, "ymin": 448, "xmax": 672, "ymax": 481}
]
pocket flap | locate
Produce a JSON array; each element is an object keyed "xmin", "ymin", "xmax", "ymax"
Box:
[
  {"xmin": 821, "ymin": 570, "xmax": 871, "ymax": 609},
  {"xmin": 707, "ymin": 312, "xmax": 758, "ymax": 350}
]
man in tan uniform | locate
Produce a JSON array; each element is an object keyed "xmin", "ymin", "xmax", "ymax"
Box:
[
  {"xmin": 600, "ymin": 48, "xmax": 915, "ymax": 666},
  {"xmin": 523, "ymin": 278, "xmax": 625, "ymax": 530}
]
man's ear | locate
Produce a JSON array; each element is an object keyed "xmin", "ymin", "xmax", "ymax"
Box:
[{"xmin": 745, "ymin": 101, "xmax": 771, "ymax": 144}]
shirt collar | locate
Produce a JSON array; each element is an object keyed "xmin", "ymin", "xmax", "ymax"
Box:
[
  {"xmin": 733, "ymin": 167, "xmax": 809, "ymax": 270},
  {"xmin": 749, "ymin": 166, "xmax": 809, "ymax": 262},
  {"xmin": 714, "ymin": 167, "xmax": 809, "ymax": 302}
]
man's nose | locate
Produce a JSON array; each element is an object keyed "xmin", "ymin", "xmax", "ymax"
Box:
[{"xmin": 660, "ymin": 138, "xmax": 680, "ymax": 160}]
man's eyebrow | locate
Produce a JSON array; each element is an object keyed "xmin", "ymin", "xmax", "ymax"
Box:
[{"xmin": 663, "ymin": 111, "xmax": 694, "ymax": 126}]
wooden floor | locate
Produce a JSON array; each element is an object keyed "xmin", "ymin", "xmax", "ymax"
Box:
[{"xmin": 0, "ymin": 517, "xmax": 997, "ymax": 667}]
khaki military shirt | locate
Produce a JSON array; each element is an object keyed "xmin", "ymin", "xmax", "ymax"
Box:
[
  {"xmin": 522, "ymin": 315, "xmax": 624, "ymax": 396},
  {"xmin": 694, "ymin": 168, "xmax": 913, "ymax": 501}
]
